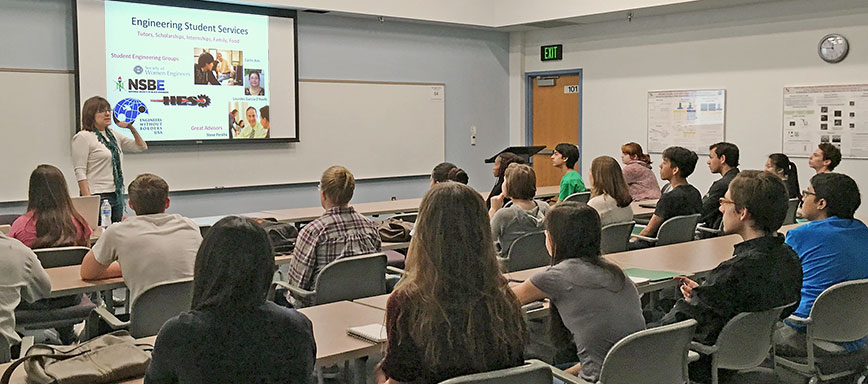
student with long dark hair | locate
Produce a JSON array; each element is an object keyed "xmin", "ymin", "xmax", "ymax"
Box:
[
  {"xmin": 10, "ymin": 165, "xmax": 92, "ymax": 249},
  {"xmin": 486, "ymin": 152, "xmax": 525, "ymax": 208},
  {"xmin": 765, "ymin": 153, "xmax": 800, "ymax": 200},
  {"xmin": 430, "ymin": 162, "xmax": 469, "ymax": 185},
  {"xmin": 377, "ymin": 182, "xmax": 527, "ymax": 383},
  {"xmin": 145, "ymin": 216, "xmax": 315, "ymax": 383}
]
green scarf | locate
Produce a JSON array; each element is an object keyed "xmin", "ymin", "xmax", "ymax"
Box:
[{"xmin": 94, "ymin": 129, "xmax": 125, "ymax": 199}]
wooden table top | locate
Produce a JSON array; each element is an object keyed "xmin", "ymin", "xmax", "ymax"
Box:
[
  {"xmin": 46, "ymin": 265, "xmax": 126, "ymax": 298},
  {"xmin": 354, "ymin": 293, "xmax": 391, "ymax": 311},
  {"xmin": 297, "ymin": 301, "xmax": 387, "ymax": 367}
]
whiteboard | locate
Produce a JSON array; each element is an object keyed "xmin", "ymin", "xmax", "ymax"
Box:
[
  {"xmin": 0, "ymin": 72, "xmax": 445, "ymax": 202},
  {"xmin": 782, "ymin": 84, "xmax": 868, "ymax": 159},
  {"xmin": 647, "ymin": 89, "xmax": 726, "ymax": 155}
]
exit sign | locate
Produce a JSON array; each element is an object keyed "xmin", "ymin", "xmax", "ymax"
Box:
[{"xmin": 541, "ymin": 44, "xmax": 563, "ymax": 61}]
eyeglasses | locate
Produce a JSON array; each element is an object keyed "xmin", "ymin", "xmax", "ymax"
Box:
[
  {"xmin": 801, "ymin": 190, "xmax": 816, "ymax": 198},
  {"xmin": 718, "ymin": 197, "xmax": 735, "ymax": 206}
]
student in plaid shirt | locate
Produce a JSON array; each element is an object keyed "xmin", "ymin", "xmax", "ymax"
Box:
[{"xmin": 287, "ymin": 166, "xmax": 381, "ymax": 294}]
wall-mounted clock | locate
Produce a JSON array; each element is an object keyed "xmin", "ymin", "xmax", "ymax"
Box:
[{"xmin": 818, "ymin": 33, "xmax": 849, "ymax": 64}]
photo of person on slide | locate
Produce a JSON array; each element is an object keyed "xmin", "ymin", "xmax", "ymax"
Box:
[
  {"xmin": 244, "ymin": 70, "xmax": 265, "ymax": 96},
  {"xmin": 194, "ymin": 49, "xmax": 244, "ymax": 86},
  {"xmin": 228, "ymin": 109, "xmax": 244, "ymax": 139},
  {"xmin": 194, "ymin": 51, "xmax": 220, "ymax": 85},
  {"xmin": 230, "ymin": 103, "xmax": 268, "ymax": 139},
  {"xmin": 215, "ymin": 51, "xmax": 235, "ymax": 82}
]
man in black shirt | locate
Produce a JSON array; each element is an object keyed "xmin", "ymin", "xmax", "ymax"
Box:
[
  {"xmin": 659, "ymin": 170, "xmax": 803, "ymax": 383},
  {"xmin": 699, "ymin": 142, "xmax": 740, "ymax": 232},
  {"xmin": 630, "ymin": 146, "xmax": 702, "ymax": 249}
]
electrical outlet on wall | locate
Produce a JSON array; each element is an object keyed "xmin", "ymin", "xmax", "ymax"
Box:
[{"xmin": 470, "ymin": 125, "xmax": 477, "ymax": 146}]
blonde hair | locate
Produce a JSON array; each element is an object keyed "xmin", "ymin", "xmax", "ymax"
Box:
[
  {"xmin": 320, "ymin": 166, "xmax": 355, "ymax": 205},
  {"xmin": 503, "ymin": 163, "xmax": 536, "ymax": 200}
]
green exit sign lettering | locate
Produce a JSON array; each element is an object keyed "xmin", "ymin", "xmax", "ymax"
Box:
[{"xmin": 541, "ymin": 44, "xmax": 563, "ymax": 61}]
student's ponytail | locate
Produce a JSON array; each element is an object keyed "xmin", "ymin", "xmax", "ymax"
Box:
[{"xmin": 447, "ymin": 168, "xmax": 469, "ymax": 185}]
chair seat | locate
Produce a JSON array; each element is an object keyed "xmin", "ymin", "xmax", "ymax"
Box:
[
  {"xmin": 16, "ymin": 295, "xmax": 96, "ymax": 326},
  {"xmin": 383, "ymin": 250, "xmax": 406, "ymax": 268},
  {"xmin": 780, "ymin": 347, "xmax": 868, "ymax": 376}
]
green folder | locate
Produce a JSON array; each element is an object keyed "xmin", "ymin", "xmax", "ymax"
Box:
[{"xmin": 624, "ymin": 268, "xmax": 683, "ymax": 282}]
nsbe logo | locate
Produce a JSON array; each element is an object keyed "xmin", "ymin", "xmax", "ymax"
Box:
[
  {"xmin": 116, "ymin": 77, "xmax": 166, "ymax": 91},
  {"xmin": 151, "ymin": 95, "xmax": 211, "ymax": 108}
]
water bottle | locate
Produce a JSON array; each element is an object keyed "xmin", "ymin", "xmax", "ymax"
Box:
[{"xmin": 100, "ymin": 199, "xmax": 112, "ymax": 228}]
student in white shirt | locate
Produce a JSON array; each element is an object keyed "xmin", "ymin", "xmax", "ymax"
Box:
[
  {"xmin": 0, "ymin": 234, "xmax": 51, "ymax": 356},
  {"xmin": 587, "ymin": 156, "xmax": 634, "ymax": 226},
  {"xmin": 71, "ymin": 96, "xmax": 148, "ymax": 224}
]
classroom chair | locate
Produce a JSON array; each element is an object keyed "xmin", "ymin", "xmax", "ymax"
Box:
[
  {"xmin": 499, "ymin": 232, "xmax": 550, "ymax": 272},
  {"xmin": 775, "ymin": 278, "xmax": 868, "ymax": 384},
  {"xmin": 783, "ymin": 198, "xmax": 800, "ymax": 225},
  {"xmin": 564, "ymin": 192, "xmax": 591, "ymax": 204},
  {"xmin": 16, "ymin": 246, "xmax": 96, "ymax": 345},
  {"xmin": 582, "ymin": 319, "xmax": 697, "ymax": 384},
  {"xmin": 439, "ymin": 359, "xmax": 583, "ymax": 384},
  {"xmin": 0, "ymin": 224, "xmax": 10, "ymax": 235},
  {"xmin": 689, "ymin": 303, "xmax": 793, "ymax": 384},
  {"xmin": 0, "ymin": 214, "xmax": 20, "ymax": 226},
  {"xmin": 269, "ymin": 253, "xmax": 387, "ymax": 307},
  {"xmin": 86, "ymin": 278, "xmax": 193, "ymax": 339},
  {"xmin": 695, "ymin": 219, "xmax": 724, "ymax": 238},
  {"xmin": 600, "ymin": 221, "xmax": 635, "ymax": 254},
  {"xmin": 390, "ymin": 212, "xmax": 418, "ymax": 223},
  {"xmin": 0, "ymin": 336, "xmax": 9, "ymax": 364},
  {"xmin": 634, "ymin": 214, "xmax": 701, "ymax": 247}
]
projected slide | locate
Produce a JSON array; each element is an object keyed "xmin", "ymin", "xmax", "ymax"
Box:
[{"xmin": 97, "ymin": 1, "xmax": 294, "ymax": 142}]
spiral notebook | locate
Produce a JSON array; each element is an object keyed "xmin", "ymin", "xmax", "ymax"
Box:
[{"xmin": 347, "ymin": 323, "xmax": 388, "ymax": 343}]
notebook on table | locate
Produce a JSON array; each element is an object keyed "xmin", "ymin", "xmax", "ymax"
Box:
[
  {"xmin": 347, "ymin": 323, "xmax": 387, "ymax": 343},
  {"xmin": 624, "ymin": 268, "xmax": 682, "ymax": 282},
  {"xmin": 638, "ymin": 203, "xmax": 657, "ymax": 209}
]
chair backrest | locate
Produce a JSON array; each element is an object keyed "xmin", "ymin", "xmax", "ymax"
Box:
[
  {"xmin": 0, "ymin": 335, "xmax": 9, "ymax": 364},
  {"xmin": 564, "ymin": 191, "xmax": 591, "ymax": 203},
  {"xmin": 0, "ymin": 224, "xmax": 10, "ymax": 235},
  {"xmin": 33, "ymin": 246, "xmax": 90, "ymax": 268},
  {"xmin": 783, "ymin": 198, "xmax": 799, "ymax": 225},
  {"xmin": 599, "ymin": 319, "xmax": 697, "ymax": 384},
  {"xmin": 313, "ymin": 253, "xmax": 387, "ymax": 305},
  {"xmin": 439, "ymin": 360, "xmax": 553, "ymax": 384},
  {"xmin": 0, "ymin": 214, "xmax": 19, "ymax": 226},
  {"xmin": 714, "ymin": 303, "xmax": 791, "ymax": 370},
  {"xmin": 502, "ymin": 232, "xmax": 550, "ymax": 272},
  {"xmin": 600, "ymin": 221, "xmax": 635, "ymax": 254},
  {"xmin": 808, "ymin": 278, "xmax": 868, "ymax": 343},
  {"xmin": 129, "ymin": 278, "xmax": 194, "ymax": 338},
  {"xmin": 71, "ymin": 195, "xmax": 100, "ymax": 230},
  {"xmin": 391, "ymin": 213, "xmax": 418, "ymax": 223},
  {"xmin": 656, "ymin": 214, "xmax": 701, "ymax": 246}
]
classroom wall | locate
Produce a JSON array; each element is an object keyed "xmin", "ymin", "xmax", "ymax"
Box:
[
  {"xmin": 0, "ymin": 1, "xmax": 510, "ymax": 217},
  {"xmin": 512, "ymin": 0, "xmax": 868, "ymax": 218}
]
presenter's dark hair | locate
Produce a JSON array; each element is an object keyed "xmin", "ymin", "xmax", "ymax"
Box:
[
  {"xmin": 728, "ymin": 170, "xmax": 788, "ymax": 233},
  {"xmin": 432, "ymin": 162, "xmax": 468, "ymax": 184},
  {"xmin": 27, "ymin": 164, "xmax": 90, "ymax": 248},
  {"xmin": 818, "ymin": 143, "xmax": 842, "ymax": 171},
  {"xmin": 709, "ymin": 142, "xmax": 739, "ymax": 167},
  {"xmin": 259, "ymin": 106, "xmax": 269, "ymax": 121},
  {"xmin": 810, "ymin": 173, "xmax": 860, "ymax": 220},
  {"xmin": 662, "ymin": 146, "xmax": 698, "ymax": 178},
  {"xmin": 191, "ymin": 216, "xmax": 274, "ymax": 311},
  {"xmin": 128, "ymin": 173, "xmax": 169, "ymax": 215},
  {"xmin": 554, "ymin": 143, "xmax": 580, "ymax": 169},
  {"xmin": 768, "ymin": 153, "xmax": 800, "ymax": 199},
  {"xmin": 80, "ymin": 96, "xmax": 111, "ymax": 132},
  {"xmin": 197, "ymin": 51, "xmax": 214, "ymax": 68}
]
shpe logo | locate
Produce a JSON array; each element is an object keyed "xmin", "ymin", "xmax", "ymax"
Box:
[
  {"xmin": 113, "ymin": 98, "xmax": 148, "ymax": 124},
  {"xmin": 151, "ymin": 95, "xmax": 211, "ymax": 108}
]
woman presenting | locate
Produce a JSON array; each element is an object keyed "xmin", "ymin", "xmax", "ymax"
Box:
[{"xmin": 72, "ymin": 96, "xmax": 148, "ymax": 224}]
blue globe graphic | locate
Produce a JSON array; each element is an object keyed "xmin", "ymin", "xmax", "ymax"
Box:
[{"xmin": 113, "ymin": 98, "xmax": 148, "ymax": 124}]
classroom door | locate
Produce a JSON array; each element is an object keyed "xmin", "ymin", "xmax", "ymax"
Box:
[{"xmin": 530, "ymin": 73, "xmax": 581, "ymax": 188}]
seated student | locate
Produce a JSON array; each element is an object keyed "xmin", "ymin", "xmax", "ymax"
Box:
[
  {"xmin": 809, "ymin": 143, "xmax": 842, "ymax": 174},
  {"xmin": 80, "ymin": 173, "xmax": 202, "ymax": 305},
  {"xmin": 512, "ymin": 202, "xmax": 644, "ymax": 382},
  {"xmin": 489, "ymin": 163, "xmax": 550, "ymax": 255},
  {"xmin": 486, "ymin": 152, "xmax": 525, "ymax": 208},
  {"xmin": 658, "ymin": 171, "xmax": 802, "ymax": 383},
  {"xmin": 259, "ymin": 106, "xmax": 270, "ymax": 139},
  {"xmin": 630, "ymin": 146, "xmax": 702, "ymax": 249},
  {"xmin": 552, "ymin": 143, "xmax": 586, "ymax": 201},
  {"xmin": 765, "ymin": 153, "xmax": 801, "ymax": 200},
  {"xmin": 620, "ymin": 142, "xmax": 661, "ymax": 201},
  {"xmin": 699, "ymin": 142, "xmax": 740, "ymax": 231},
  {"xmin": 587, "ymin": 156, "xmax": 634, "ymax": 226},
  {"xmin": 377, "ymin": 182, "xmax": 527, "ymax": 383},
  {"xmin": 430, "ymin": 162, "xmax": 469, "ymax": 186},
  {"xmin": 144, "ymin": 217, "xmax": 315, "ymax": 384},
  {"xmin": 10, "ymin": 164, "xmax": 92, "ymax": 249},
  {"xmin": 777, "ymin": 173, "xmax": 868, "ymax": 356},
  {"xmin": 0, "ymin": 233, "xmax": 51, "ymax": 357},
  {"xmin": 287, "ymin": 166, "xmax": 381, "ymax": 293}
]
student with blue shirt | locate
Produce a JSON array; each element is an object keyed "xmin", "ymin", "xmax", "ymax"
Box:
[{"xmin": 777, "ymin": 172, "xmax": 868, "ymax": 355}]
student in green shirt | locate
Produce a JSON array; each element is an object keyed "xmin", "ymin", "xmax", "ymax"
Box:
[{"xmin": 552, "ymin": 143, "xmax": 586, "ymax": 201}]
